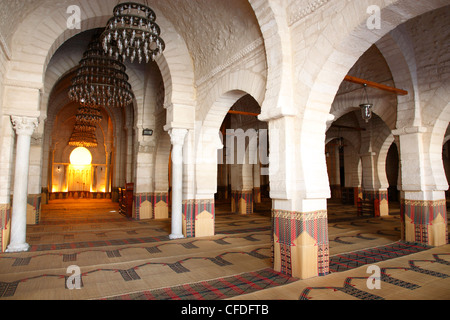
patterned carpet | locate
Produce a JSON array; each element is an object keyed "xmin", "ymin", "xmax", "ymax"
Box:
[
  {"xmin": 104, "ymin": 268, "xmax": 296, "ymax": 300},
  {"xmin": 0, "ymin": 198, "xmax": 448, "ymax": 301}
]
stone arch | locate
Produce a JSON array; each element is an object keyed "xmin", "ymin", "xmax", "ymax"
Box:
[
  {"xmin": 428, "ymin": 99, "xmax": 450, "ymax": 191},
  {"xmin": 377, "ymin": 134, "xmax": 396, "ymax": 190},
  {"xmin": 301, "ymin": 0, "xmax": 448, "ymax": 119},
  {"xmin": 290, "ymin": 0, "xmax": 449, "ymax": 203},
  {"xmin": 195, "ymin": 66, "xmax": 267, "ymax": 197},
  {"xmin": 330, "ymin": 44, "xmax": 399, "ymax": 131},
  {"xmin": 376, "ymin": 29, "xmax": 418, "ymax": 129},
  {"xmin": 195, "ymin": 90, "xmax": 249, "ymax": 197},
  {"xmin": 199, "ymin": 69, "xmax": 266, "ymax": 125},
  {"xmin": 248, "ymin": 0, "xmax": 295, "ymax": 119},
  {"xmin": 8, "ymin": 0, "xmax": 195, "ymax": 122}
]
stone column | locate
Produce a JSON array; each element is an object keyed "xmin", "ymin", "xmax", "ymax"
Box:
[
  {"xmin": 360, "ymin": 152, "xmax": 390, "ymax": 216},
  {"xmin": 7, "ymin": 116, "xmax": 38, "ymax": 253},
  {"xmin": 395, "ymin": 127, "xmax": 448, "ymax": 246},
  {"xmin": 268, "ymin": 115, "xmax": 330, "ymax": 279},
  {"xmin": 169, "ymin": 128, "xmax": 188, "ymax": 240}
]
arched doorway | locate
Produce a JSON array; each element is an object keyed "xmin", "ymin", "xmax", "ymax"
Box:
[{"xmin": 48, "ymin": 103, "xmax": 115, "ymax": 201}]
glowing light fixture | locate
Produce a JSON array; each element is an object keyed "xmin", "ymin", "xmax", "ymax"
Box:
[
  {"xmin": 360, "ymin": 84, "xmax": 373, "ymax": 123},
  {"xmin": 70, "ymin": 147, "xmax": 93, "ymax": 166}
]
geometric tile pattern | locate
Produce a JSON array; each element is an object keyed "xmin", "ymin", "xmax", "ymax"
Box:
[
  {"xmin": 102, "ymin": 268, "xmax": 296, "ymax": 300},
  {"xmin": 299, "ymin": 251, "xmax": 450, "ymax": 300},
  {"xmin": 0, "ymin": 248, "xmax": 271, "ymax": 298},
  {"xmin": 329, "ymin": 241, "xmax": 432, "ymax": 273}
]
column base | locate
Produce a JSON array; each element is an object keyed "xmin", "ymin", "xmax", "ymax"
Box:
[
  {"xmin": 0, "ymin": 204, "xmax": 11, "ymax": 253},
  {"xmin": 27, "ymin": 194, "xmax": 42, "ymax": 225},
  {"xmin": 400, "ymin": 198, "xmax": 448, "ymax": 246},
  {"xmin": 133, "ymin": 192, "xmax": 169, "ymax": 220},
  {"xmin": 231, "ymin": 191, "xmax": 253, "ymax": 214},
  {"xmin": 6, "ymin": 242, "xmax": 30, "ymax": 253},
  {"xmin": 133, "ymin": 193, "xmax": 153, "ymax": 220},
  {"xmin": 364, "ymin": 190, "xmax": 389, "ymax": 216},
  {"xmin": 272, "ymin": 209, "xmax": 329, "ymax": 279},
  {"xmin": 183, "ymin": 199, "xmax": 215, "ymax": 238},
  {"xmin": 153, "ymin": 192, "xmax": 169, "ymax": 220},
  {"xmin": 169, "ymin": 234, "xmax": 185, "ymax": 240}
]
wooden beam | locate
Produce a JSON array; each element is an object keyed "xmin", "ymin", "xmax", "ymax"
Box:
[
  {"xmin": 228, "ymin": 110, "xmax": 260, "ymax": 117},
  {"xmin": 227, "ymin": 75, "xmax": 407, "ymax": 119},
  {"xmin": 332, "ymin": 124, "xmax": 366, "ymax": 131},
  {"xmin": 344, "ymin": 75, "xmax": 408, "ymax": 96}
]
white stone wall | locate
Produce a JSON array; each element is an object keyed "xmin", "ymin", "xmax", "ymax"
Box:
[{"xmin": 0, "ymin": 0, "xmax": 447, "ymax": 239}]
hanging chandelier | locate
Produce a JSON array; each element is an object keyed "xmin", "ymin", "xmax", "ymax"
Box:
[
  {"xmin": 360, "ymin": 84, "xmax": 373, "ymax": 123},
  {"xmin": 69, "ymin": 104, "xmax": 101, "ymax": 149},
  {"xmin": 68, "ymin": 34, "xmax": 135, "ymax": 109},
  {"xmin": 101, "ymin": 2, "xmax": 165, "ymax": 64},
  {"xmin": 69, "ymin": 129, "xmax": 99, "ymax": 148},
  {"xmin": 76, "ymin": 105, "xmax": 102, "ymax": 125},
  {"xmin": 69, "ymin": 119, "xmax": 99, "ymax": 148}
]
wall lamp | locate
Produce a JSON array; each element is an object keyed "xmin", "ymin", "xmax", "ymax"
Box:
[{"xmin": 143, "ymin": 129, "xmax": 154, "ymax": 136}]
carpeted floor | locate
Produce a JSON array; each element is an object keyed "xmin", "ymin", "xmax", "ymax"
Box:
[{"xmin": 0, "ymin": 198, "xmax": 448, "ymax": 300}]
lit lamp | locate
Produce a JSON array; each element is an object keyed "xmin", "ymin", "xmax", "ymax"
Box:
[{"xmin": 360, "ymin": 84, "xmax": 373, "ymax": 123}]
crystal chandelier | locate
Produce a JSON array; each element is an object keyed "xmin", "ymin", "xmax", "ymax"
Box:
[
  {"xmin": 69, "ymin": 119, "xmax": 99, "ymax": 148},
  {"xmin": 101, "ymin": 2, "xmax": 165, "ymax": 64},
  {"xmin": 68, "ymin": 34, "xmax": 135, "ymax": 109},
  {"xmin": 76, "ymin": 105, "xmax": 102, "ymax": 125},
  {"xmin": 68, "ymin": 103, "xmax": 102, "ymax": 149},
  {"xmin": 69, "ymin": 129, "xmax": 99, "ymax": 148}
]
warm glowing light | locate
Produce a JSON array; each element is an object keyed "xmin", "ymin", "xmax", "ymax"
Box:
[{"xmin": 70, "ymin": 147, "xmax": 93, "ymax": 166}]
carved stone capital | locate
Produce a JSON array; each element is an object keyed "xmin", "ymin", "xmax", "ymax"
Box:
[
  {"xmin": 10, "ymin": 116, "xmax": 39, "ymax": 137},
  {"xmin": 169, "ymin": 128, "xmax": 188, "ymax": 147}
]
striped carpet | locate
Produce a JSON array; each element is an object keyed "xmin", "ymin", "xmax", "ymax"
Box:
[
  {"xmin": 103, "ymin": 268, "xmax": 296, "ymax": 300},
  {"xmin": 0, "ymin": 199, "xmax": 448, "ymax": 301},
  {"xmin": 101, "ymin": 241, "xmax": 432, "ymax": 300}
]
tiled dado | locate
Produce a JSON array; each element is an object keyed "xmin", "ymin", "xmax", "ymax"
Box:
[
  {"xmin": 231, "ymin": 190, "xmax": 253, "ymax": 215},
  {"xmin": 253, "ymin": 187, "xmax": 261, "ymax": 204},
  {"xmin": 400, "ymin": 198, "xmax": 448, "ymax": 246},
  {"xmin": 361, "ymin": 190, "xmax": 389, "ymax": 216},
  {"xmin": 133, "ymin": 193, "xmax": 169, "ymax": 220},
  {"xmin": 183, "ymin": 199, "xmax": 215, "ymax": 238},
  {"xmin": 27, "ymin": 194, "xmax": 42, "ymax": 225},
  {"xmin": 272, "ymin": 209, "xmax": 329, "ymax": 279},
  {"xmin": 0, "ymin": 204, "xmax": 11, "ymax": 253}
]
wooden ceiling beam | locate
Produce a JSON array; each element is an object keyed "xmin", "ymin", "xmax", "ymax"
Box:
[
  {"xmin": 344, "ymin": 75, "xmax": 408, "ymax": 96},
  {"xmin": 227, "ymin": 110, "xmax": 260, "ymax": 117},
  {"xmin": 227, "ymin": 75, "xmax": 408, "ymax": 119}
]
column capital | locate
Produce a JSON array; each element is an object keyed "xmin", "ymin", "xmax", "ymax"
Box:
[
  {"xmin": 169, "ymin": 128, "xmax": 188, "ymax": 146},
  {"xmin": 10, "ymin": 116, "xmax": 38, "ymax": 136}
]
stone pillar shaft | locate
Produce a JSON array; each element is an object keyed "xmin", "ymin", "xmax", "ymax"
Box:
[
  {"xmin": 395, "ymin": 128, "xmax": 448, "ymax": 247},
  {"xmin": 7, "ymin": 116, "xmax": 38, "ymax": 253},
  {"xmin": 169, "ymin": 129, "xmax": 187, "ymax": 240}
]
